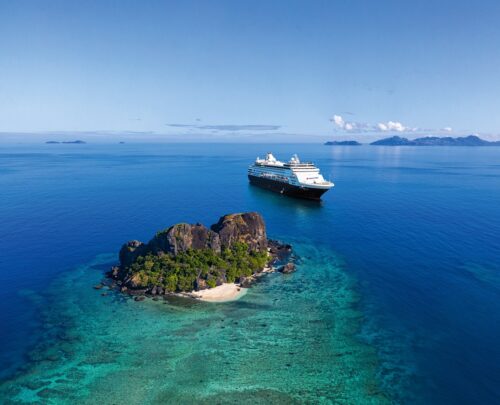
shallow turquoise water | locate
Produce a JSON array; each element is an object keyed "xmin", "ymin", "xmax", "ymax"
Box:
[
  {"xmin": 2, "ymin": 244, "xmax": 389, "ymax": 404},
  {"xmin": 0, "ymin": 143, "xmax": 499, "ymax": 403}
]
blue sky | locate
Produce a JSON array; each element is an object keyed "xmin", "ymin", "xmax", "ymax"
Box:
[{"xmin": 1, "ymin": 0, "xmax": 500, "ymax": 142}]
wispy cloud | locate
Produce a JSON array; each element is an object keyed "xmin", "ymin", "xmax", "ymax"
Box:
[
  {"xmin": 199, "ymin": 124, "xmax": 280, "ymax": 131},
  {"xmin": 166, "ymin": 123, "xmax": 280, "ymax": 131}
]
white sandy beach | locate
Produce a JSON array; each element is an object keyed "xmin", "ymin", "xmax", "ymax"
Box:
[
  {"xmin": 189, "ymin": 266, "xmax": 275, "ymax": 302},
  {"xmin": 191, "ymin": 283, "xmax": 248, "ymax": 302}
]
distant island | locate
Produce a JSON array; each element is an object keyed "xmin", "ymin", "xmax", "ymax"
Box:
[
  {"xmin": 371, "ymin": 135, "xmax": 500, "ymax": 146},
  {"xmin": 106, "ymin": 212, "xmax": 293, "ymax": 302},
  {"xmin": 45, "ymin": 140, "xmax": 86, "ymax": 144},
  {"xmin": 324, "ymin": 140, "xmax": 361, "ymax": 146}
]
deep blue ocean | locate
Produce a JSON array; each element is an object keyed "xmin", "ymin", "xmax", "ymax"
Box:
[{"xmin": 0, "ymin": 143, "xmax": 499, "ymax": 404}]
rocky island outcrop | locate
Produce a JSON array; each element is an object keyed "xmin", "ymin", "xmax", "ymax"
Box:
[
  {"xmin": 324, "ymin": 140, "xmax": 361, "ymax": 145},
  {"xmin": 107, "ymin": 212, "xmax": 293, "ymax": 299}
]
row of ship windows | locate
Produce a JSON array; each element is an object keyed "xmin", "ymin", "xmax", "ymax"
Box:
[
  {"xmin": 250, "ymin": 169, "xmax": 317, "ymax": 176},
  {"xmin": 249, "ymin": 170, "xmax": 291, "ymax": 175},
  {"xmin": 249, "ymin": 168, "xmax": 319, "ymax": 175},
  {"xmin": 253, "ymin": 164, "xmax": 317, "ymax": 170},
  {"xmin": 249, "ymin": 171, "xmax": 295, "ymax": 183},
  {"xmin": 256, "ymin": 163, "xmax": 315, "ymax": 168}
]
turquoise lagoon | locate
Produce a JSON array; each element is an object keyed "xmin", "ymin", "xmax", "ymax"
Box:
[{"xmin": 3, "ymin": 244, "xmax": 388, "ymax": 404}]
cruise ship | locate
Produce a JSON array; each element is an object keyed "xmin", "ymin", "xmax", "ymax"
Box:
[{"xmin": 248, "ymin": 153, "xmax": 334, "ymax": 200}]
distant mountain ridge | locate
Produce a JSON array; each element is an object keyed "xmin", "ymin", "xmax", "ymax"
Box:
[
  {"xmin": 324, "ymin": 140, "xmax": 361, "ymax": 145},
  {"xmin": 371, "ymin": 135, "xmax": 500, "ymax": 146}
]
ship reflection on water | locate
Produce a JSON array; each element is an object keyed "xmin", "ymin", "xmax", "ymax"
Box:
[{"xmin": 248, "ymin": 183, "xmax": 325, "ymax": 211}]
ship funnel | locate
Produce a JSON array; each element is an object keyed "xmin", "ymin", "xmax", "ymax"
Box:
[{"xmin": 265, "ymin": 153, "xmax": 277, "ymax": 162}]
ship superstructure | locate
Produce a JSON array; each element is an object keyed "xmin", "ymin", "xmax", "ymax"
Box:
[{"xmin": 248, "ymin": 153, "xmax": 334, "ymax": 200}]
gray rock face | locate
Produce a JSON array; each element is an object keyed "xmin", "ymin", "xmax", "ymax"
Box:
[
  {"xmin": 149, "ymin": 223, "xmax": 221, "ymax": 255},
  {"xmin": 120, "ymin": 212, "xmax": 267, "ymax": 266},
  {"xmin": 279, "ymin": 263, "xmax": 296, "ymax": 274},
  {"xmin": 211, "ymin": 212, "xmax": 267, "ymax": 252},
  {"xmin": 268, "ymin": 240, "xmax": 292, "ymax": 261},
  {"xmin": 239, "ymin": 276, "xmax": 253, "ymax": 288},
  {"xmin": 119, "ymin": 240, "xmax": 147, "ymax": 268}
]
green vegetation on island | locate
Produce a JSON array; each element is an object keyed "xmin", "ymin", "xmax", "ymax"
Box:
[{"xmin": 127, "ymin": 242, "xmax": 269, "ymax": 292}]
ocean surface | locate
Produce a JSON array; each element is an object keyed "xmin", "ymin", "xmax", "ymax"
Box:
[{"xmin": 0, "ymin": 143, "xmax": 499, "ymax": 404}]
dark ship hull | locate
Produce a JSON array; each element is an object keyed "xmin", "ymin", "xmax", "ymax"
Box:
[{"xmin": 248, "ymin": 175, "xmax": 329, "ymax": 200}]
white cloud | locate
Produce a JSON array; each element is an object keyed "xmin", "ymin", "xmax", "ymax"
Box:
[
  {"xmin": 376, "ymin": 121, "xmax": 408, "ymax": 132},
  {"xmin": 331, "ymin": 115, "xmax": 345, "ymax": 128},
  {"xmin": 330, "ymin": 115, "xmax": 359, "ymax": 132},
  {"xmin": 331, "ymin": 113, "xmax": 425, "ymax": 134},
  {"xmin": 386, "ymin": 121, "xmax": 406, "ymax": 132},
  {"xmin": 442, "ymin": 127, "xmax": 453, "ymax": 132}
]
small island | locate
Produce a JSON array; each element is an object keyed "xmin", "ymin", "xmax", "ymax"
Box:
[
  {"xmin": 324, "ymin": 140, "xmax": 361, "ymax": 145},
  {"xmin": 106, "ymin": 212, "xmax": 293, "ymax": 302},
  {"xmin": 45, "ymin": 140, "xmax": 87, "ymax": 144},
  {"xmin": 370, "ymin": 135, "xmax": 500, "ymax": 146}
]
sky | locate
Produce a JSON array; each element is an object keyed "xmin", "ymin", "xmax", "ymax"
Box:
[{"xmin": 1, "ymin": 0, "xmax": 500, "ymax": 142}]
